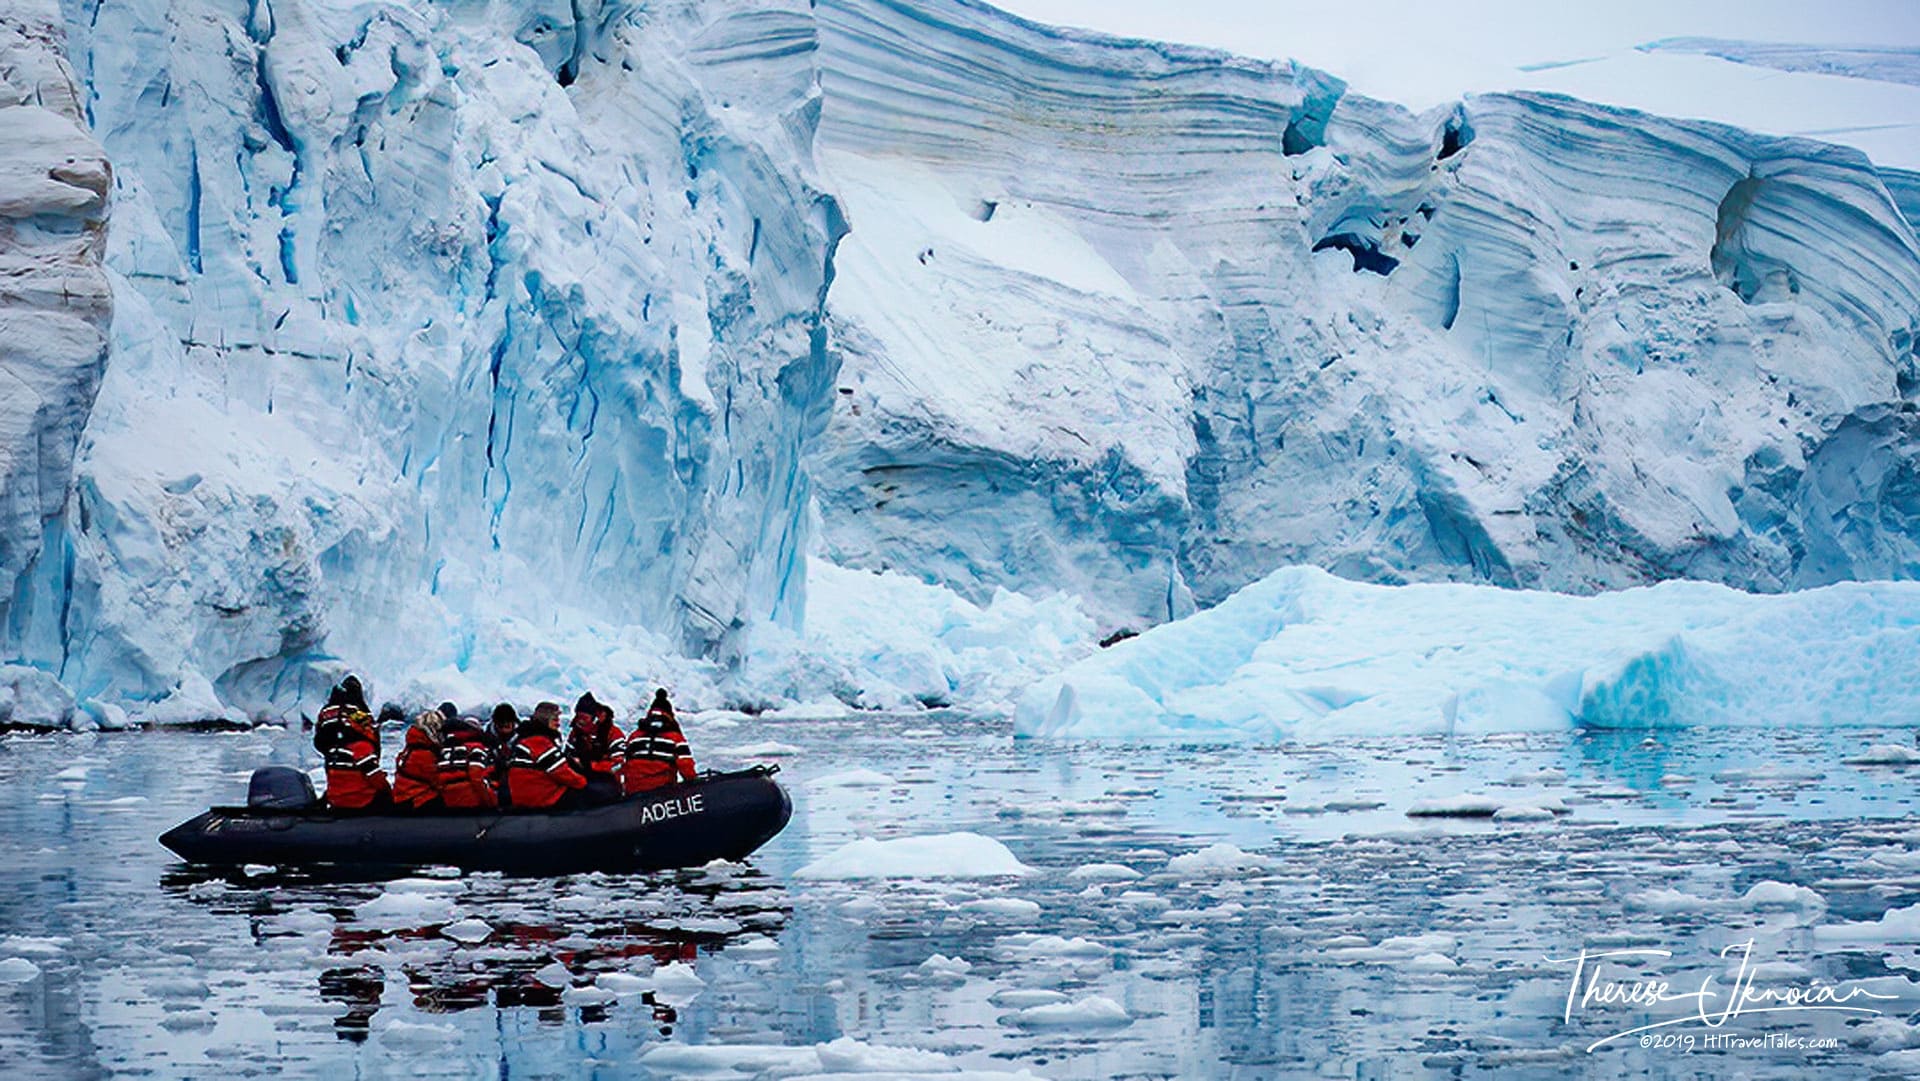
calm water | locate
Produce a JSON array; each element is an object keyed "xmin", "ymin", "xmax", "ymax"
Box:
[{"xmin": 2, "ymin": 715, "xmax": 1919, "ymax": 1078}]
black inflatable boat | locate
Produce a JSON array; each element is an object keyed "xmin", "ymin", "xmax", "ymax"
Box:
[{"xmin": 159, "ymin": 765, "xmax": 791, "ymax": 874}]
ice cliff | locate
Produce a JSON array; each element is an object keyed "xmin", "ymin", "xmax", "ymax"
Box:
[
  {"xmin": 0, "ymin": 0, "xmax": 110, "ymax": 725},
  {"xmin": 1, "ymin": 0, "xmax": 1918, "ymax": 722}
]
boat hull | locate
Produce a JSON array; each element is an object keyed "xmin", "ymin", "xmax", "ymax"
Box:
[{"xmin": 159, "ymin": 767, "xmax": 791, "ymax": 874}]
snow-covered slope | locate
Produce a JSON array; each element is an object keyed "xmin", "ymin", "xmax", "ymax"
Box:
[
  {"xmin": 1014, "ymin": 566, "xmax": 1920, "ymax": 740},
  {"xmin": 3, "ymin": 0, "xmax": 1918, "ymax": 721}
]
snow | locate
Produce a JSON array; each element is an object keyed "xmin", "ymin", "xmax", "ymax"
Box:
[
  {"xmin": 1017, "ymin": 566, "xmax": 1920, "ymax": 740},
  {"xmin": 796, "ymin": 833, "xmax": 1033, "ymax": 879},
  {"xmin": 4, "ymin": 0, "xmax": 1916, "ymax": 725},
  {"xmin": 997, "ymin": 3, "xmax": 1920, "ymax": 169}
]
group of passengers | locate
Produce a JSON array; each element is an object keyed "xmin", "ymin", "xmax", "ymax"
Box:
[{"xmin": 312, "ymin": 675, "xmax": 697, "ymax": 813}]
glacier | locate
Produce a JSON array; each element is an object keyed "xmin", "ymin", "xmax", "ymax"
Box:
[
  {"xmin": 0, "ymin": 0, "xmax": 1917, "ymax": 723},
  {"xmin": 1013, "ymin": 565, "xmax": 1920, "ymax": 741}
]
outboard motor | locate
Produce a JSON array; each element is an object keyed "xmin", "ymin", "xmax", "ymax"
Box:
[{"xmin": 246, "ymin": 766, "xmax": 317, "ymax": 810}]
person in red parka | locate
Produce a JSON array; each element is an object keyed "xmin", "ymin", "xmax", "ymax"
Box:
[
  {"xmin": 507, "ymin": 701, "xmax": 588, "ymax": 811},
  {"xmin": 391, "ymin": 710, "xmax": 446, "ymax": 810},
  {"xmin": 566, "ymin": 692, "xmax": 625, "ymax": 806},
  {"xmin": 439, "ymin": 707, "xmax": 499, "ymax": 811},
  {"xmin": 621, "ymin": 688, "xmax": 697, "ymax": 794},
  {"xmin": 314, "ymin": 676, "xmax": 390, "ymax": 811}
]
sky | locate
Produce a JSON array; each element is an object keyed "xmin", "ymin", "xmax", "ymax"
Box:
[{"xmin": 993, "ymin": 0, "xmax": 1920, "ymax": 169}]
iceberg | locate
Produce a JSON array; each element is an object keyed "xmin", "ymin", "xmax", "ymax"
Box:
[{"xmin": 1013, "ymin": 565, "xmax": 1920, "ymax": 740}]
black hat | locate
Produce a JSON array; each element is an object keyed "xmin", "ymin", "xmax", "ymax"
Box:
[
  {"xmin": 437, "ymin": 701, "xmax": 459, "ymax": 722},
  {"xmin": 340, "ymin": 674, "xmax": 366, "ymax": 708},
  {"xmin": 575, "ymin": 692, "xmax": 602, "ymax": 716},
  {"xmin": 490, "ymin": 703, "xmax": 519, "ymax": 728},
  {"xmin": 652, "ymin": 687, "xmax": 670, "ymax": 704}
]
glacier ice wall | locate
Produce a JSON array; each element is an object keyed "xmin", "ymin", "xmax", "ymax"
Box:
[
  {"xmin": 0, "ymin": 0, "xmax": 111, "ymax": 697},
  {"xmin": 5, "ymin": 0, "xmax": 1920, "ymax": 718},
  {"xmin": 17, "ymin": 0, "xmax": 846, "ymax": 713},
  {"xmin": 805, "ymin": 0, "xmax": 1920, "ymax": 634}
]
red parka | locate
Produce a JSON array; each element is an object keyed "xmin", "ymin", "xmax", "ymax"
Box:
[
  {"xmin": 621, "ymin": 707, "xmax": 697, "ymax": 794},
  {"xmin": 440, "ymin": 723, "xmax": 499, "ymax": 810},
  {"xmin": 316, "ymin": 703, "xmax": 389, "ymax": 810},
  {"xmin": 391, "ymin": 727, "xmax": 443, "ymax": 809},
  {"xmin": 507, "ymin": 729, "xmax": 587, "ymax": 809}
]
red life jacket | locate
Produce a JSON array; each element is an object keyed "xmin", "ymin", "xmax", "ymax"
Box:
[
  {"xmin": 621, "ymin": 712, "xmax": 696, "ymax": 794},
  {"xmin": 391, "ymin": 727, "xmax": 443, "ymax": 809},
  {"xmin": 317, "ymin": 705, "xmax": 388, "ymax": 809},
  {"xmin": 507, "ymin": 731, "xmax": 587, "ymax": 809},
  {"xmin": 439, "ymin": 727, "xmax": 498, "ymax": 810}
]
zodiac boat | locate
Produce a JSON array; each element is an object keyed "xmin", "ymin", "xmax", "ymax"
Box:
[{"xmin": 159, "ymin": 764, "xmax": 791, "ymax": 874}]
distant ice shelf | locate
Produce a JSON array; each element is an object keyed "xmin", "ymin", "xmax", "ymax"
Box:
[{"xmin": 1015, "ymin": 565, "xmax": 1920, "ymax": 740}]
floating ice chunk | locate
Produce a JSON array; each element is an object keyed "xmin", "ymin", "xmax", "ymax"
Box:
[
  {"xmin": 797, "ymin": 833, "xmax": 1032, "ymax": 879},
  {"xmin": 1069, "ymin": 862, "xmax": 1142, "ymax": 882},
  {"xmin": 1326, "ymin": 934, "xmax": 1457, "ymax": 964},
  {"xmin": 1492, "ymin": 804, "xmax": 1559, "ymax": 822},
  {"xmin": 1845, "ymin": 744, "xmax": 1920, "ymax": 766},
  {"xmin": 1626, "ymin": 888, "xmax": 1718, "ymax": 915},
  {"xmin": 990, "ymin": 988, "xmax": 1071, "ymax": 1008},
  {"xmin": 960, "ymin": 897, "xmax": 1041, "ymax": 920},
  {"xmin": 533, "ymin": 961, "xmax": 572, "ymax": 988},
  {"xmin": 729, "ymin": 936, "xmax": 781, "ymax": 958},
  {"xmin": 1016, "ymin": 567, "xmax": 1920, "ymax": 739},
  {"xmin": 1407, "ymin": 952, "xmax": 1459, "ymax": 971},
  {"xmin": 562, "ymin": 984, "xmax": 616, "ymax": 1006},
  {"xmin": 639, "ymin": 1044, "xmax": 818, "ymax": 1076},
  {"xmin": 272, "ymin": 909, "xmax": 333, "ymax": 935},
  {"xmin": 652, "ymin": 961, "xmax": 706, "ymax": 994},
  {"xmin": 242, "ymin": 863, "xmax": 273, "ymax": 877},
  {"xmin": 1165, "ymin": 843, "xmax": 1266, "ymax": 876},
  {"xmin": 1742, "ymin": 881, "xmax": 1825, "ymax": 913},
  {"xmin": 995, "ymin": 934, "xmax": 1111, "ymax": 960},
  {"xmin": 440, "ymin": 919, "xmax": 492, "ymax": 944},
  {"xmin": 52, "ymin": 766, "xmax": 88, "ymax": 784},
  {"xmin": 1866, "ymin": 850, "xmax": 1920, "ymax": 872},
  {"xmin": 354, "ymin": 889, "xmax": 456, "ymax": 928},
  {"xmin": 1008, "ymin": 995, "xmax": 1130, "ymax": 1029},
  {"xmin": 919, "ymin": 953, "xmax": 973, "ymax": 977},
  {"xmin": 0, "ymin": 958, "xmax": 42, "ymax": 983},
  {"xmin": 1815, "ymin": 904, "xmax": 1920, "ymax": 949},
  {"xmin": 596, "ymin": 972, "xmax": 651, "ymax": 996},
  {"xmin": 813, "ymin": 1036, "xmax": 968, "ymax": 1073}
]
